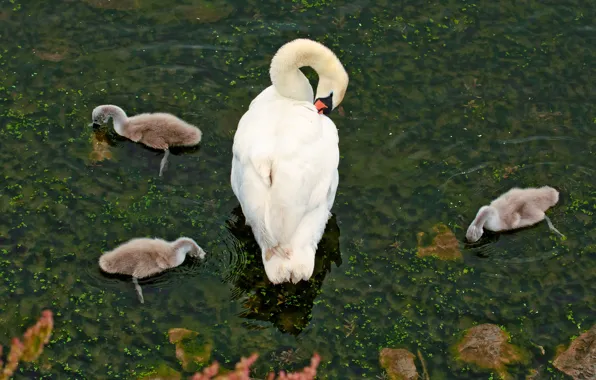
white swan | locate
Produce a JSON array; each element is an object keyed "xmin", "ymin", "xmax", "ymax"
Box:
[
  {"xmin": 230, "ymin": 38, "xmax": 349, "ymax": 284},
  {"xmin": 466, "ymin": 186, "xmax": 564, "ymax": 242}
]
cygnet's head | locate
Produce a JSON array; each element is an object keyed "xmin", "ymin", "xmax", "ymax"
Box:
[
  {"xmin": 466, "ymin": 224, "xmax": 484, "ymax": 243},
  {"xmin": 465, "ymin": 205, "xmax": 493, "ymax": 243},
  {"xmin": 91, "ymin": 105, "xmax": 125, "ymax": 127},
  {"xmin": 91, "ymin": 106, "xmax": 110, "ymax": 127}
]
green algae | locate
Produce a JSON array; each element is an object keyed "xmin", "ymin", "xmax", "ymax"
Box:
[{"xmin": 0, "ymin": 0, "xmax": 594, "ymax": 379}]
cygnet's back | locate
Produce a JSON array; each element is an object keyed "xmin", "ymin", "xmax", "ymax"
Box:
[
  {"xmin": 128, "ymin": 113, "xmax": 202, "ymax": 147},
  {"xmin": 490, "ymin": 186, "xmax": 559, "ymax": 227},
  {"xmin": 99, "ymin": 238, "xmax": 175, "ymax": 278}
]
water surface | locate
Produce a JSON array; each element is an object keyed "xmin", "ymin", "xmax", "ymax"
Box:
[{"xmin": 0, "ymin": 0, "xmax": 595, "ymax": 378}]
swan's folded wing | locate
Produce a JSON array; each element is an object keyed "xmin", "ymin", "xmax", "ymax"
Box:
[
  {"xmin": 267, "ymin": 113, "xmax": 340, "ymax": 243},
  {"xmin": 305, "ymin": 116, "xmax": 340, "ymax": 209},
  {"xmin": 231, "ymin": 153, "xmax": 279, "ymax": 248},
  {"xmin": 231, "ymin": 108, "xmax": 280, "ymax": 249},
  {"xmin": 231, "ymin": 93, "xmax": 339, "ymax": 247}
]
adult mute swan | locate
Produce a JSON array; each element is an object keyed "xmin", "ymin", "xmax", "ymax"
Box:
[
  {"xmin": 91, "ymin": 105, "xmax": 202, "ymax": 176},
  {"xmin": 99, "ymin": 237, "xmax": 206, "ymax": 303},
  {"xmin": 231, "ymin": 38, "xmax": 349, "ymax": 284},
  {"xmin": 466, "ymin": 186, "xmax": 564, "ymax": 242}
]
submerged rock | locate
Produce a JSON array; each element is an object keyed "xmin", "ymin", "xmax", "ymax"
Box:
[
  {"xmin": 553, "ymin": 324, "xmax": 596, "ymax": 380},
  {"xmin": 417, "ymin": 223, "xmax": 462, "ymax": 260},
  {"xmin": 168, "ymin": 328, "xmax": 212, "ymax": 372},
  {"xmin": 89, "ymin": 131, "xmax": 113, "ymax": 163},
  {"xmin": 454, "ymin": 324, "xmax": 527, "ymax": 378},
  {"xmin": 32, "ymin": 44, "xmax": 70, "ymax": 62},
  {"xmin": 379, "ymin": 348, "xmax": 419, "ymax": 380}
]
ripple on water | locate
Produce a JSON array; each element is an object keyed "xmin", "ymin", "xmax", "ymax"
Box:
[
  {"xmin": 221, "ymin": 216, "xmax": 250, "ymax": 300},
  {"xmin": 464, "ymin": 233, "xmax": 502, "ymax": 258},
  {"xmin": 497, "ymin": 135, "xmax": 578, "ymax": 145},
  {"xmin": 464, "ymin": 223, "xmax": 565, "ymax": 267}
]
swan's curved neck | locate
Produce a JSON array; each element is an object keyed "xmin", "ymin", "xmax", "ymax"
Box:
[
  {"xmin": 269, "ymin": 39, "xmax": 339, "ymax": 102},
  {"xmin": 472, "ymin": 206, "xmax": 498, "ymax": 230},
  {"xmin": 104, "ymin": 105, "xmax": 128, "ymax": 136}
]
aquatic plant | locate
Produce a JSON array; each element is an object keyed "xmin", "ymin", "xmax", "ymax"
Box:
[
  {"xmin": 0, "ymin": 310, "xmax": 54, "ymax": 380},
  {"xmin": 191, "ymin": 352, "xmax": 320, "ymax": 380}
]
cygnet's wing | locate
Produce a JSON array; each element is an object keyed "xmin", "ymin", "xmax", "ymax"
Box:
[
  {"xmin": 128, "ymin": 113, "xmax": 197, "ymax": 149},
  {"xmin": 490, "ymin": 188, "xmax": 526, "ymax": 228}
]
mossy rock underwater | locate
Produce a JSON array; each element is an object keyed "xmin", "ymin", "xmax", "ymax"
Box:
[
  {"xmin": 168, "ymin": 328, "xmax": 213, "ymax": 372},
  {"xmin": 452, "ymin": 324, "xmax": 529, "ymax": 379}
]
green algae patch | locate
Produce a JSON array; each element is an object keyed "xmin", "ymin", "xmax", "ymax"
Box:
[{"xmin": 137, "ymin": 363, "xmax": 181, "ymax": 380}]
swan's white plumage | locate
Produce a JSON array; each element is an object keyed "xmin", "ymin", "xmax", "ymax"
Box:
[{"xmin": 231, "ymin": 39, "xmax": 347, "ymax": 284}]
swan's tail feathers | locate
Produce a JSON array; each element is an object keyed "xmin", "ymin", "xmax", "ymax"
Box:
[
  {"xmin": 159, "ymin": 149, "xmax": 170, "ymax": 177},
  {"xmin": 264, "ymin": 204, "xmax": 325, "ymax": 283},
  {"xmin": 544, "ymin": 215, "xmax": 565, "ymax": 239},
  {"xmin": 133, "ymin": 277, "xmax": 145, "ymax": 304},
  {"xmin": 288, "ymin": 245, "xmax": 316, "ymax": 284},
  {"xmin": 262, "ymin": 245, "xmax": 316, "ymax": 284},
  {"xmin": 255, "ymin": 197, "xmax": 280, "ymax": 250},
  {"xmin": 263, "ymin": 251, "xmax": 292, "ymax": 284}
]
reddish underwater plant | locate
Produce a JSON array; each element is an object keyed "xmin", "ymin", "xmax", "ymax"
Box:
[
  {"xmin": 0, "ymin": 310, "xmax": 54, "ymax": 380},
  {"xmin": 190, "ymin": 352, "xmax": 320, "ymax": 380}
]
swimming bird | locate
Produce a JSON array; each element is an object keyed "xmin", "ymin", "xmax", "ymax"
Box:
[
  {"xmin": 91, "ymin": 105, "xmax": 202, "ymax": 176},
  {"xmin": 98, "ymin": 237, "xmax": 206, "ymax": 303},
  {"xmin": 230, "ymin": 38, "xmax": 349, "ymax": 284},
  {"xmin": 466, "ymin": 186, "xmax": 564, "ymax": 242}
]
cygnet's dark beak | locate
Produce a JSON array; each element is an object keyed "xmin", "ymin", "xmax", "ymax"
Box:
[
  {"xmin": 314, "ymin": 95, "xmax": 333, "ymax": 115},
  {"xmin": 92, "ymin": 122, "xmax": 101, "ymax": 129}
]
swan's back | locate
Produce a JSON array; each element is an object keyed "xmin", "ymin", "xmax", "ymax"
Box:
[
  {"xmin": 128, "ymin": 113, "xmax": 202, "ymax": 146},
  {"xmin": 232, "ymin": 87, "xmax": 339, "ymax": 244},
  {"xmin": 99, "ymin": 238, "xmax": 173, "ymax": 277}
]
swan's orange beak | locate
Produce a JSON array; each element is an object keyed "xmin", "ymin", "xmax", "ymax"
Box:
[{"xmin": 314, "ymin": 99, "xmax": 328, "ymax": 114}]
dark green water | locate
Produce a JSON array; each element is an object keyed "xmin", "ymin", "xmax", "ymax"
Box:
[{"xmin": 1, "ymin": 0, "xmax": 595, "ymax": 378}]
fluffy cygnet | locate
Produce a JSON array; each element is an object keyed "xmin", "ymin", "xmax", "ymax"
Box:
[
  {"xmin": 91, "ymin": 105, "xmax": 202, "ymax": 176},
  {"xmin": 466, "ymin": 186, "xmax": 564, "ymax": 242},
  {"xmin": 99, "ymin": 237, "xmax": 206, "ymax": 303}
]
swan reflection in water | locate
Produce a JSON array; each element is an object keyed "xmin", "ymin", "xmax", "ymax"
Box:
[{"xmin": 223, "ymin": 205, "xmax": 342, "ymax": 336}]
